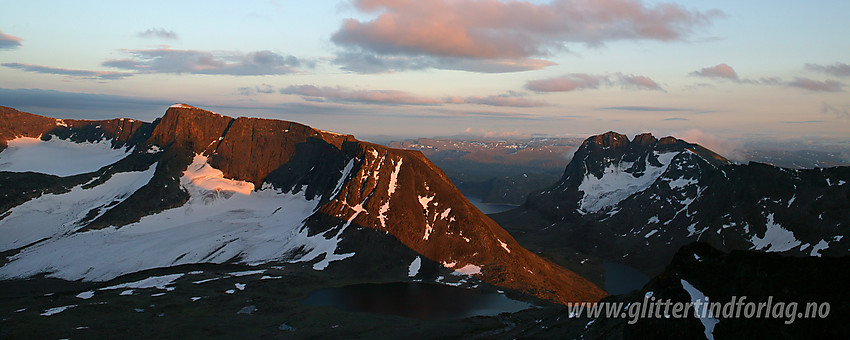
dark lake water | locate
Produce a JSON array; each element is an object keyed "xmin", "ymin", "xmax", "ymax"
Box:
[
  {"xmin": 466, "ymin": 196, "xmax": 518, "ymax": 214},
  {"xmin": 301, "ymin": 282, "xmax": 532, "ymax": 320},
  {"xmin": 603, "ymin": 261, "xmax": 649, "ymax": 295}
]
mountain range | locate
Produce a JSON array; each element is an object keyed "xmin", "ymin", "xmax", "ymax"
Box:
[
  {"xmin": 2, "ymin": 105, "xmax": 848, "ymax": 338},
  {"xmin": 495, "ymin": 131, "xmax": 850, "ymax": 274},
  {"xmin": 0, "ymin": 104, "xmax": 604, "ymax": 305}
]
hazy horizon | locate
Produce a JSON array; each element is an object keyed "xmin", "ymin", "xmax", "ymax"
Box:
[{"xmin": 1, "ymin": 1, "xmax": 848, "ymax": 143}]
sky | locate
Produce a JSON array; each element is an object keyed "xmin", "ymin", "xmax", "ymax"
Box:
[{"xmin": 1, "ymin": 0, "xmax": 848, "ymax": 145}]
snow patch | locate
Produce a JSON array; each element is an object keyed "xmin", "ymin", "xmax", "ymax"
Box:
[
  {"xmin": 644, "ymin": 229, "xmax": 658, "ymax": 238},
  {"xmin": 76, "ymin": 291, "xmax": 95, "ymax": 299},
  {"xmin": 680, "ymin": 279, "xmax": 719, "ymax": 340},
  {"xmin": 40, "ymin": 305, "xmax": 77, "ymax": 316},
  {"xmin": 0, "ymin": 137, "xmax": 130, "ymax": 176},
  {"xmin": 497, "ymin": 239, "xmax": 511, "ymax": 253},
  {"xmin": 810, "ymin": 240, "xmax": 829, "ymax": 257},
  {"xmin": 667, "ymin": 177, "xmax": 698, "ymax": 190},
  {"xmin": 453, "ymin": 264, "xmax": 482, "ymax": 276},
  {"xmin": 329, "ymin": 159, "xmax": 355, "ymax": 199},
  {"xmin": 227, "ymin": 270, "xmax": 265, "ymax": 277},
  {"xmin": 184, "ymin": 154, "xmax": 254, "ymax": 195},
  {"xmin": 578, "ymin": 152, "xmax": 678, "ymax": 213},
  {"xmin": 750, "ymin": 213, "xmax": 801, "ymax": 252},
  {"xmin": 408, "ymin": 257, "xmax": 421, "ymax": 277},
  {"xmin": 378, "ymin": 158, "xmax": 403, "ymax": 229},
  {"xmin": 102, "ymin": 274, "xmax": 184, "ymax": 291}
]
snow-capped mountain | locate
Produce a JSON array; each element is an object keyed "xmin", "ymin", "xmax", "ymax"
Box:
[
  {"xmin": 0, "ymin": 105, "xmax": 604, "ymax": 304},
  {"xmin": 498, "ymin": 131, "xmax": 850, "ymax": 274}
]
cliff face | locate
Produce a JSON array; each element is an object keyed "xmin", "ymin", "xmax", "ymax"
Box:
[
  {"xmin": 0, "ymin": 106, "xmax": 152, "ymax": 152},
  {"xmin": 0, "ymin": 104, "xmax": 606, "ymax": 305},
  {"xmin": 144, "ymin": 105, "xmax": 605, "ymax": 304}
]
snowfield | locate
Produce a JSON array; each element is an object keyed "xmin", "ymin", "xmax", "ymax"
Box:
[
  {"xmin": 0, "ymin": 137, "xmax": 130, "ymax": 176},
  {"xmin": 0, "ymin": 164, "xmax": 157, "ymax": 252},
  {"xmin": 578, "ymin": 152, "xmax": 678, "ymax": 213},
  {"xmin": 0, "ymin": 155, "xmax": 355, "ymax": 281}
]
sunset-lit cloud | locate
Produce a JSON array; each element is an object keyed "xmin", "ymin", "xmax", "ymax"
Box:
[
  {"xmin": 2, "ymin": 62, "xmax": 133, "ymax": 80},
  {"xmin": 526, "ymin": 73, "xmax": 664, "ymax": 92},
  {"xmin": 805, "ymin": 62, "xmax": 850, "ymax": 78},
  {"xmin": 280, "ymin": 85, "xmax": 442, "ymax": 106},
  {"xmin": 332, "ymin": 0, "xmax": 722, "ymax": 72},
  {"xmin": 690, "ymin": 63, "xmax": 739, "ymax": 81},
  {"xmin": 445, "ymin": 92, "xmax": 549, "ymax": 107},
  {"xmin": 0, "ymin": 30, "xmax": 22, "ymax": 49},
  {"xmin": 334, "ymin": 52, "xmax": 555, "ymax": 73},
  {"xmin": 690, "ymin": 64, "xmax": 785, "ymax": 86},
  {"xmin": 787, "ymin": 78, "xmax": 844, "ymax": 92},
  {"xmin": 103, "ymin": 48, "xmax": 308, "ymax": 76},
  {"xmin": 281, "ymin": 85, "xmax": 548, "ymax": 107}
]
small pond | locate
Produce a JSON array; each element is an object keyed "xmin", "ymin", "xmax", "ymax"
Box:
[
  {"xmin": 466, "ymin": 196, "xmax": 519, "ymax": 214},
  {"xmin": 603, "ymin": 261, "xmax": 649, "ymax": 295}
]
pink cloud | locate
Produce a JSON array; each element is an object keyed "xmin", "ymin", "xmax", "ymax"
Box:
[
  {"xmin": 445, "ymin": 93, "xmax": 549, "ymax": 107},
  {"xmin": 0, "ymin": 30, "xmax": 22, "ymax": 49},
  {"xmin": 787, "ymin": 78, "xmax": 844, "ymax": 92},
  {"xmin": 333, "ymin": 0, "xmax": 722, "ymax": 72},
  {"xmin": 526, "ymin": 74, "xmax": 610, "ymax": 92},
  {"xmin": 526, "ymin": 73, "xmax": 663, "ymax": 92},
  {"xmin": 690, "ymin": 63, "xmax": 739, "ymax": 80},
  {"xmin": 282, "ymin": 85, "xmax": 547, "ymax": 107},
  {"xmin": 281, "ymin": 85, "xmax": 442, "ymax": 105},
  {"xmin": 617, "ymin": 74, "xmax": 664, "ymax": 91}
]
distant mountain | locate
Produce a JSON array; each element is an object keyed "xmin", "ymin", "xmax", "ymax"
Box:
[
  {"xmin": 388, "ymin": 137, "xmax": 580, "ymax": 204},
  {"xmin": 494, "ymin": 131, "xmax": 850, "ymax": 274},
  {"xmin": 0, "ymin": 105, "xmax": 604, "ymax": 304}
]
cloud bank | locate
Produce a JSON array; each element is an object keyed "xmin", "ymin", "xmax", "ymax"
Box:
[
  {"xmin": 281, "ymin": 85, "xmax": 442, "ymax": 106},
  {"xmin": 526, "ymin": 73, "xmax": 663, "ymax": 92},
  {"xmin": 279, "ymin": 85, "xmax": 548, "ymax": 107},
  {"xmin": 103, "ymin": 48, "xmax": 308, "ymax": 76},
  {"xmin": 805, "ymin": 62, "xmax": 850, "ymax": 78},
  {"xmin": 787, "ymin": 78, "xmax": 843, "ymax": 92},
  {"xmin": 2, "ymin": 62, "xmax": 133, "ymax": 80},
  {"xmin": 332, "ymin": 0, "xmax": 722, "ymax": 73}
]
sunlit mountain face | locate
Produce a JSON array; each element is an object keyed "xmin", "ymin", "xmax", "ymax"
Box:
[{"xmin": 1, "ymin": 0, "xmax": 849, "ymax": 338}]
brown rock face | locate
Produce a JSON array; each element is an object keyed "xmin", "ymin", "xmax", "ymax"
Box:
[
  {"xmin": 3, "ymin": 104, "xmax": 607, "ymax": 304},
  {"xmin": 0, "ymin": 106, "xmax": 60, "ymax": 151},
  {"xmin": 0, "ymin": 106, "xmax": 150, "ymax": 151},
  {"xmin": 144, "ymin": 105, "xmax": 606, "ymax": 304},
  {"xmin": 317, "ymin": 143, "xmax": 606, "ymax": 303},
  {"xmin": 148, "ymin": 105, "xmax": 357, "ymax": 186}
]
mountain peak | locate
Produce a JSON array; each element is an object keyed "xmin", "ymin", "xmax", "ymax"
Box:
[
  {"xmin": 169, "ymin": 103, "xmax": 199, "ymax": 109},
  {"xmin": 632, "ymin": 132, "xmax": 658, "ymax": 146},
  {"xmin": 584, "ymin": 131, "xmax": 629, "ymax": 148}
]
